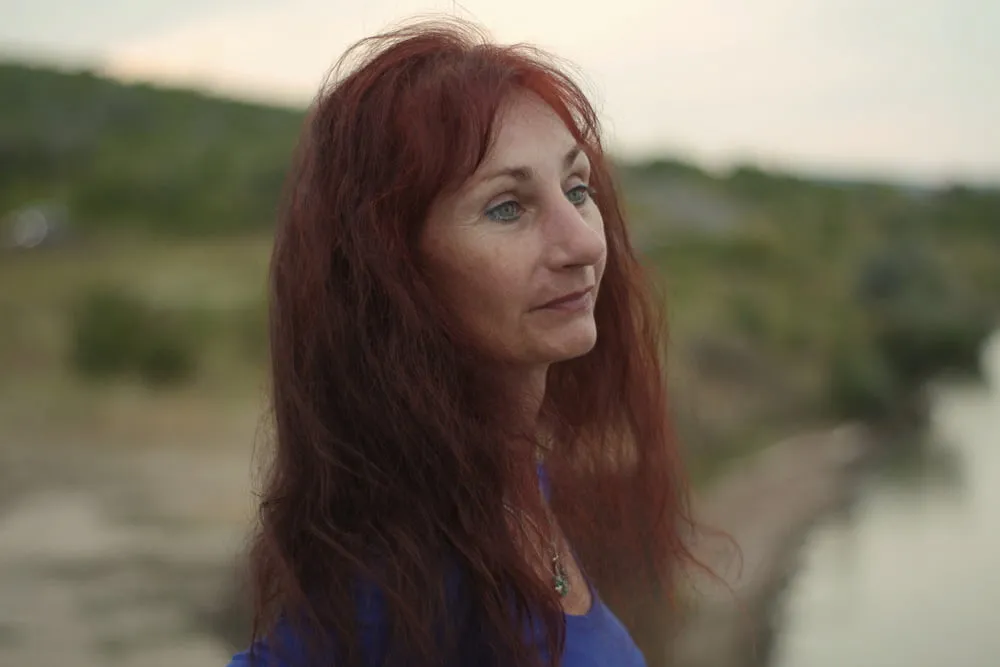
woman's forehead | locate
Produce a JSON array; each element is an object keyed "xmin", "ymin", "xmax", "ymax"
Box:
[
  {"xmin": 489, "ymin": 94, "xmax": 577, "ymax": 159},
  {"xmin": 462, "ymin": 96, "xmax": 585, "ymax": 186}
]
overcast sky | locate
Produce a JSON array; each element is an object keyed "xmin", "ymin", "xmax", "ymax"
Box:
[{"xmin": 2, "ymin": 0, "xmax": 999, "ymax": 184}]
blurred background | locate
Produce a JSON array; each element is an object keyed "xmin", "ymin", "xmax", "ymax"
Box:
[{"xmin": 1, "ymin": 1, "xmax": 998, "ymax": 666}]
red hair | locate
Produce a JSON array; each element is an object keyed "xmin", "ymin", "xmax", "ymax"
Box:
[{"xmin": 249, "ymin": 16, "xmax": 695, "ymax": 667}]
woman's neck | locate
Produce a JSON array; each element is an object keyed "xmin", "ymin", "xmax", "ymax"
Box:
[{"xmin": 505, "ymin": 364, "xmax": 549, "ymax": 425}]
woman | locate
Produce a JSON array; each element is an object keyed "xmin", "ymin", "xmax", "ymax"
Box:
[{"xmin": 229, "ymin": 17, "xmax": 695, "ymax": 667}]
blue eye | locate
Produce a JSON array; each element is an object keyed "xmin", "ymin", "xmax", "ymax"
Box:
[
  {"xmin": 566, "ymin": 184, "xmax": 594, "ymax": 206},
  {"xmin": 485, "ymin": 200, "xmax": 523, "ymax": 223}
]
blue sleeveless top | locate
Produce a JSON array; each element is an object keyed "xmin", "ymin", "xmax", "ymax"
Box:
[{"xmin": 227, "ymin": 466, "xmax": 646, "ymax": 666}]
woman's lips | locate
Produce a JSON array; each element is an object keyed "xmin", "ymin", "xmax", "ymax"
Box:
[{"xmin": 537, "ymin": 287, "xmax": 594, "ymax": 312}]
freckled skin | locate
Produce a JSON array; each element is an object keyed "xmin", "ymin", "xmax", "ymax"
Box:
[{"xmin": 421, "ymin": 93, "xmax": 607, "ymax": 367}]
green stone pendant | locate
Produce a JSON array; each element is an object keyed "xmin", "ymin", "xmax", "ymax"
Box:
[{"xmin": 553, "ymin": 560, "xmax": 570, "ymax": 597}]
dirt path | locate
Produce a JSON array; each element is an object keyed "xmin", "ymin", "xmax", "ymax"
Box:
[{"xmin": 0, "ymin": 423, "xmax": 256, "ymax": 667}]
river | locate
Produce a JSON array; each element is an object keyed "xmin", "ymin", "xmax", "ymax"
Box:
[{"xmin": 770, "ymin": 331, "xmax": 1000, "ymax": 667}]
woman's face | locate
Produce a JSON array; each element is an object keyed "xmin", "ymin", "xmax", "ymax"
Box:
[{"xmin": 421, "ymin": 92, "xmax": 607, "ymax": 368}]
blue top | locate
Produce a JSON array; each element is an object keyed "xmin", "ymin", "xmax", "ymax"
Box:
[
  {"xmin": 226, "ymin": 585, "xmax": 646, "ymax": 667},
  {"xmin": 228, "ymin": 466, "xmax": 646, "ymax": 666}
]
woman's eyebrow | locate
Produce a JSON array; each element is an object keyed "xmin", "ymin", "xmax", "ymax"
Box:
[{"xmin": 473, "ymin": 145, "xmax": 584, "ymax": 186}]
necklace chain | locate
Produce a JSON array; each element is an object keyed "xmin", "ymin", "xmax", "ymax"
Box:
[{"xmin": 502, "ymin": 502, "xmax": 570, "ymax": 597}]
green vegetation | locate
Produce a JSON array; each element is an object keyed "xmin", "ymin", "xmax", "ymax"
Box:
[
  {"xmin": 2, "ymin": 61, "xmax": 999, "ymax": 473},
  {"xmin": 0, "ymin": 62, "xmax": 302, "ymax": 235},
  {"xmin": 69, "ymin": 285, "xmax": 201, "ymax": 385}
]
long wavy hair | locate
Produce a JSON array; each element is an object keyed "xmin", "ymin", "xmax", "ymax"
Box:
[{"xmin": 248, "ymin": 16, "xmax": 696, "ymax": 667}]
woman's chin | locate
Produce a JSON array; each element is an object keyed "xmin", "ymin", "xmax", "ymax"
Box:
[{"xmin": 536, "ymin": 321, "xmax": 599, "ymax": 364}]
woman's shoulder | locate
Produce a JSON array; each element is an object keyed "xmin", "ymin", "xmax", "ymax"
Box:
[
  {"xmin": 225, "ymin": 578, "xmax": 395, "ymax": 667},
  {"xmin": 224, "ymin": 567, "xmax": 478, "ymax": 667},
  {"xmin": 224, "ymin": 615, "xmax": 351, "ymax": 667},
  {"xmin": 226, "ymin": 635, "xmax": 287, "ymax": 667}
]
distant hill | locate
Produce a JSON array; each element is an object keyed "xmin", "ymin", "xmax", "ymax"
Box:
[
  {"xmin": 0, "ymin": 61, "xmax": 304, "ymax": 234},
  {"xmin": 1, "ymin": 61, "xmax": 997, "ymax": 240}
]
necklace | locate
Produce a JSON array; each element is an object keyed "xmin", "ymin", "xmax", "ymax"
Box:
[{"xmin": 502, "ymin": 502, "xmax": 570, "ymax": 597}]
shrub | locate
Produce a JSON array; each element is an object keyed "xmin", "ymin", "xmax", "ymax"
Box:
[
  {"xmin": 853, "ymin": 239, "xmax": 992, "ymax": 387},
  {"xmin": 69, "ymin": 285, "xmax": 199, "ymax": 386},
  {"xmin": 69, "ymin": 287, "xmax": 145, "ymax": 378},
  {"xmin": 826, "ymin": 343, "xmax": 899, "ymax": 421},
  {"xmin": 133, "ymin": 313, "xmax": 198, "ymax": 385},
  {"xmin": 873, "ymin": 301, "xmax": 991, "ymax": 384}
]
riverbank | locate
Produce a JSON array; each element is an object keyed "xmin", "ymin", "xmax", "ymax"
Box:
[
  {"xmin": 0, "ymin": 397, "xmax": 871, "ymax": 667},
  {"xmin": 672, "ymin": 423, "xmax": 870, "ymax": 667}
]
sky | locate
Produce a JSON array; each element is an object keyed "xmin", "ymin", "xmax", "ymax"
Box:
[{"xmin": 2, "ymin": 0, "xmax": 999, "ymax": 185}]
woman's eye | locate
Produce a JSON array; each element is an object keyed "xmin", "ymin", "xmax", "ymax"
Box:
[
  {"xmin": 566, "ymin": 184, "xmax": 594, "ymax": 206},
  {"xmin": 485, "ymin": 200, "xmax": 523, "ymax": 223}
]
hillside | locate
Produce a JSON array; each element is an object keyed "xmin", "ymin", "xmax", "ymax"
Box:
[
  {"xmin": 2, "ymin": 61, "xmax": 999, "ymax": 478},
  {"xmin": 0, "ymin": 62, "xmax": 304, "ymax": 234},
  {"xmin": 2, "ymin": 60, "xmax": 998, "ymax": 239}
]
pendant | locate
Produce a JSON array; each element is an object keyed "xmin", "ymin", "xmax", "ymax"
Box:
[{"xmin": 552, "ymin": 559, "xmax": 570, "ymax": 597}]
